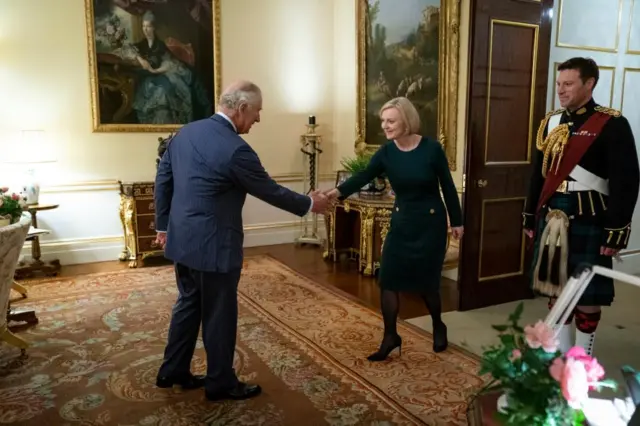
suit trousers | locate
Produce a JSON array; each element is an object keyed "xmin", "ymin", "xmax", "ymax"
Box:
[{"xmin": 158, "ymin": 263, "xmax": 241, "ymax": 393}]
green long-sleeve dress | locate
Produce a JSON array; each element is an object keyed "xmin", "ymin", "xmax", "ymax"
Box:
[{"xmin": 337, "ymin": 138, "xmax": 462, "ymax": 293}]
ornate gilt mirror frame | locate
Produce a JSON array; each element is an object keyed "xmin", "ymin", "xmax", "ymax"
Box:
[
  {"xmin": 355, "ymin": 0, "xmax": 460, "ymax": 170},
  {"xmin": 84, "ymin": 0, "xmax": 222, "ymax": 133}
]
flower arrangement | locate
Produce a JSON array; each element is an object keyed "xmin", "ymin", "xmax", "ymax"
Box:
[
  {"xmin": 0, "ymin": 187, "xmax": 25, "ymax": 224},
  {"xmin": 478, "ymin": 302, "xmax": 616, "ymax": 425},
  {"xmin": 95, "ymin": 14, "xmax": 128, "ymax": 50}
]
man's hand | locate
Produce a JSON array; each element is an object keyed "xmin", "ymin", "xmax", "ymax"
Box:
[
  {"xmin": 451, "ymin": 226, "xmax": 464, "ymax": 240},
  {"xmin": 310, "ymin": 190, "xmax": 331, "ymax": 214},
  {"xmin": 600, "ymin": 246, "xmax": 619, "ymax": 257},
  {"xmin": 155, "ymin": 232, "xmax": 167, "ymax": 249}
]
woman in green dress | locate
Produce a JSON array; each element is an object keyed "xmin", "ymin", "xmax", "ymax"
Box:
[{"xmin": 326, "ymin": 97, "xmax": 463, "ymax": 361}]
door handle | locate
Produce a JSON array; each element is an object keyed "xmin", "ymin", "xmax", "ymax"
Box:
[{"xmin": 477, "ymin": 179, "xmax": 488, "ymax": 188}]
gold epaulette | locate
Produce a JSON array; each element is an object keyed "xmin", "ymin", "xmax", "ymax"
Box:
[
  {"xmin": 536, "ymin": 108, "xmax": 570, "ymax": 177},
  {"xmin": 594, "ymin": 106, "xmax": 622, "ymax": 117},
  {"xmin": 536, "ymin": 108, "xmax": 565, "ymax": 151}
]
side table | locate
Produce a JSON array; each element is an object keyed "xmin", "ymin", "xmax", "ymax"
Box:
[
  {"xmin": 323, "ymin": 193, "xmax": 457, "ymax": 276},
  {"xmin": 323, "ymin": 194, "xmax": 394, "ymax": 276},
  {"xmin": 118, "ymin": 181, "xmax": 164, "ymax": 268},
  {"xmin": 14, "ymin": 203, "xmax": 61, "ymax": 280},
  {"xmin": 466, "ymin": 392, "xmax": 501, "ymax": 425}
]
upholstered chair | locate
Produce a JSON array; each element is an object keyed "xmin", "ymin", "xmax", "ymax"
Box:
[{"xmin": 0, "ymin": 215, "xmax": 32, "ymax": 354}]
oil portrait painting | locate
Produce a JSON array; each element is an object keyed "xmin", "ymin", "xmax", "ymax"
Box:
[
  {"xmin": 356, "ymin": 0, "xmax": 460, "ymax": 169},
  {"xmin": 85, "ymin": 0, "xmax": 221, "ymax": 132}
]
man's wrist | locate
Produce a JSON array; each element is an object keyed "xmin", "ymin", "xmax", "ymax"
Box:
[{"xmin": 308, "ymin": 195, "xmax": 314, "ymax": 213}]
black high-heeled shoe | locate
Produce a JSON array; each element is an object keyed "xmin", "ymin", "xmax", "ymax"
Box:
[
  {"xmin": 367, "ymin": 334, "xmax": 402, "ymax": 361},
  {"xmin": 433, "ymin": 322, "xmax": 448, "ymax": 353}
]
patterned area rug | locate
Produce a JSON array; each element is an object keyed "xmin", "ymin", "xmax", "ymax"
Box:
[{"xmin": 1, "ymin": 255, "xmax": 486, "ymax": 425}]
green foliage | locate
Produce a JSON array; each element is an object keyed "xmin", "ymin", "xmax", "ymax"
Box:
[
  {"xmin": 340, "ymin": 152, "xmax": 373, "ymax": 174},
  {"xmin": 0, "ymin": 188, "xmax": 23, "ymax": 223}
]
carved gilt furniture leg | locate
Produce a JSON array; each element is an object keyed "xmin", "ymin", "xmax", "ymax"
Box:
[
  {"xmin": 11, "ymin": 281, "xmax": 28, "ymax": 298},
  {"xmin": 118, "ymin": 195, "xmax": 131, "ymax": 262},
  {"xmin": 322, "ymin": 211, "xmax": 335, "ymax": 260},
  {"xmin": 122, "ymin": 198, "xmax": 139, "ymax": 268},
  {"xmin": 361, "ymin": 207, "xmax": 375, "ymax": 276},
  {"xmin": 0, "ymin": 324, "xmax": 29, "ymax": 355}
]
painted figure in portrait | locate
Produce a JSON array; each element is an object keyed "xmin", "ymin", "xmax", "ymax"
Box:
[
  {"xmin": 86, "ymin": 0, "xmax": 220, "ymax": 132},
  {"xmin": 357, "ymin": 0, "xmax": 459, "ymax": 169}
]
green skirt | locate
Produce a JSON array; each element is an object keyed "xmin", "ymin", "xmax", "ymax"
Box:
[
  {"xmin": 530, "ymin": 193, "xmax": 613, "ymax": 306},
  {"xmin": 378, "ymin": 202, "xmax": 448, "ymax": 294}
]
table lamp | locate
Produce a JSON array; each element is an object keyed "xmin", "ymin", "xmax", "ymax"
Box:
[{"xmin": 2, "ymin": 130, "xmax": 57, "ymax": 205}]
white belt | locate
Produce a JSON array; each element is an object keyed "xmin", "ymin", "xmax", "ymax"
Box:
[
  {"xmin": 569, "ymin": 165, "xmax": 610, "ymax": 195},
  {"xmin": 556, "ymin": 181, "xmax": 592, "ymax": 193}
]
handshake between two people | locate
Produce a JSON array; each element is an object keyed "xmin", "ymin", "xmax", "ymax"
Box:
[{"xmin": 309, "ymin": 188, "xmax": 340, "ymax": 215}]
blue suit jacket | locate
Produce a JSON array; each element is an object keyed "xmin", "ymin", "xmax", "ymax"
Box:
[{"xmin": 154, "ymin": 114, "xmax": 312, "ymax": 272}]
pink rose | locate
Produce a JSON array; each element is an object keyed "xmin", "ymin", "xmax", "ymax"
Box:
[
  {"xmin": 549, "ymin": 357, "xmax": 589, "ymax": 408},
  {"xmin": 566, "ymin": 347, "xmax": 587, "ymax": 358},
  {"xmin": 566, "ymin": 346, "xmax": 605, "ymax": 385},
  {"xmin": 11, "ymin": 193, "xmax": 19, "ymax": 200},
  {"xmin": 0, "ymin": 187, "xmax": 8, "ymax": 193},
  {"xmin": 524, "ymin": 321, "xmax": 558, "ymax": 353},
  {"xmin": 510, "ymin": 349, "xmax": 522, "ymax": 361}
]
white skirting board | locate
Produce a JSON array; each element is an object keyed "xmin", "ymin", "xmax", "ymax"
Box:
[
  {"xmin": 20, "ymin": 177, "xmax": 334, "ymax": 266},
  {"xmin": 442, "ymin": 267, "xmax": 458, "ymax": 281},
  {"xmin": 21, "ymin": 219, "xmax": 327, "ymax": 266}
]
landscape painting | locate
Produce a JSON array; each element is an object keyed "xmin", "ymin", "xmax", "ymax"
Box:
[
  {"xmin": 85, "ymin": 0, "xmax": 221, "ymax": 132},
  {"xmin": 356, "ymin": 0, "xmax": 460, "ymax": 169}
]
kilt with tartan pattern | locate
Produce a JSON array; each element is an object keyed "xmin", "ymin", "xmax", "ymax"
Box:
[{"xmin": 530, "ymin": 192, "xmax": 614, "ymax": 306}]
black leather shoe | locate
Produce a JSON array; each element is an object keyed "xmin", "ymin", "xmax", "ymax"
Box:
[
  {"xmin": 205, "ymin": 382, "xmax": 262, "ymax": 401},
  {"xmin": 156, "ymin": 374, "xmax": 206, "ymax": 389},
  {"xmin": 433, "ymin": 322, "xmax": 448, "ymax": 353}
]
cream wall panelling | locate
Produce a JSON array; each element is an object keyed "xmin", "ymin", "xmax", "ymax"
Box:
[
  {"xmin": 29, "ymin": 175, "xmax": 335, "ymax": 265},
  {"xmin": 547, "ymin": 0, "xmax": 640, "ymax": 274}
]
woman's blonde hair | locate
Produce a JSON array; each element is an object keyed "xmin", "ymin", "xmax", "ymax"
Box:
[{"xmin": 379, "ymin": 97, "xmax": 421, "ymax": 135}]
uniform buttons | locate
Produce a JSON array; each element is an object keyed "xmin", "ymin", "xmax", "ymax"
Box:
[
  {"xmin": 430, "ymin": 209, "xmax": 435, "ymax": 214},
  {"xmin": 395, "ymin": 207, "xmax": 399, "ymax": 212}
]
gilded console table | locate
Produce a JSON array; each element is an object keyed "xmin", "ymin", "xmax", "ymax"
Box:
[
  {"xmin": 323, "ymin": 194, "xmax": 394, "ymax": 276},
  {"xmin": 323, "ymin": 194, "xmax": 458, "ymax": 276},
  {"xmin": 118, "ymin": 181, "xmax": 164, "ymax": 267}
]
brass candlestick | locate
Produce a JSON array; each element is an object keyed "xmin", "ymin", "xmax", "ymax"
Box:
[{"xmin": 296, "ymin": 116, "xmax": 324, "ymax": 246}]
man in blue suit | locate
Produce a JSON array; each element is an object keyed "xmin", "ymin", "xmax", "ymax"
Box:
[{"xmin": 153, "ymin": 80, "xmax": 331, "ymax": 401}]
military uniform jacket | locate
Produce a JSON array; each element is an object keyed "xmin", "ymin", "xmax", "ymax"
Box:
[{"xmin": 523, "ymin": 98, "xmax": 640, "ymax": 251}]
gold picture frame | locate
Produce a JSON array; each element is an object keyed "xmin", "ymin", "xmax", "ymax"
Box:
[
  {"xmin": 356, "ymin": 0, "xmax": 460, "ymax": 170},
  {"xmin": 84, "ymin": 0, "xmax": 222, "ymax": 132}
]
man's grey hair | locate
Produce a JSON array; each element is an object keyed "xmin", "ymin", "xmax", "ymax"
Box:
[{"xmin": 218, "ymin": 82, "xmax": 261, "ymax": 110}]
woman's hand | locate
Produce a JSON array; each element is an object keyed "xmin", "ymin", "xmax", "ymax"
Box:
[
  {"xmin": 324, "ymin": 188, "xmax": 340, "ymax": 201},
  {"xmin": 451, "ymin": 226, "xmax": 464, "ymax": 240}
]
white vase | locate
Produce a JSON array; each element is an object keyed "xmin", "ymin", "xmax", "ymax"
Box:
[
  {"xmin": 0, "ymin": 217, "xmax": 10, "ymax": 227},
  {"xmin": 497, "ymin": 392, "xmax": 510, "ymax": 414}
]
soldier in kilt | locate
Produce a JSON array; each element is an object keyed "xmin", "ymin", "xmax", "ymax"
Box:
[{"xmin": 523, "ymin": 57, "xmax": 640, "ymax": 356}]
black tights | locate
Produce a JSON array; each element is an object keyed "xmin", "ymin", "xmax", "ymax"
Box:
[{"xmin": 380, "ymin": 289, "xmax": 443, "ymax": 336}]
